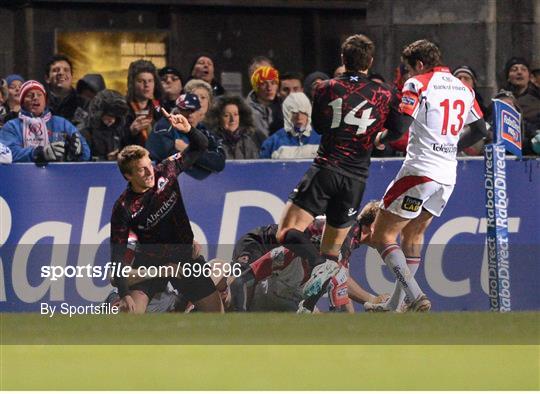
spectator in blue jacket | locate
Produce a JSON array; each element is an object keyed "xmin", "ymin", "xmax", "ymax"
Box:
[
  {"xmin": 146, "ymin": 93, "xmax": 225, "ymax": 179},
  {"xmin": 259, "ymin": 92, "xmax": 320, "ymax": 159},
  {"xmin": 0, "ymin": 80, "xmax": 90, "ymax": 163}
]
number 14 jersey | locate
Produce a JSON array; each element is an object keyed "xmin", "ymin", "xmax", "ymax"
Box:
[
  {"xmin": 312, "ymin": 72, "xmax": 400, "ymax": 181},
  {"xmin": 400, "ymin": 66, "xmax": 483, "ymax": 185}
]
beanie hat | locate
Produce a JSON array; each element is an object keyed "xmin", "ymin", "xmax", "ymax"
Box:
[
  {"xmin": 5, "ymin": 74, "xmax": 24, "ymax": 86},
  {"xmin": 250, "ymin": 66, "xmax": 279, "ymax": 92},
  {"xmin": 504, "ymin": 57, "xmax": 529, "ymax": 79},
  {"xmin": 453, "ymin": 65, "xmax": 477, "ymax": 82},
  {"xmin": 303, "ymin": 71, "xmax": 329, "ymax": 99},
  {"xmin": 159, "ymin": 66, "xmax": 183, "ymax": 80},
  {"xmin": 19, "ymin": 80, "xmax": 46, "ymax": 103}
]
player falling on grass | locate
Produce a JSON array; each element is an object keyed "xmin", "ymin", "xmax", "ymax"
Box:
[
  {"xmin": 366, "ymin": 39, "xmax": 488, "ymax": 312},
  {"xmin": 110, "ymin": 108, "xmax": 223, "ymax": 313},
  {"xmin": 229, "ymin": 201, "xmax": 389, "ymax": 312},
  {"xmin": 275, "ymin": 34, "xmax": 411, "ymax": 312}
]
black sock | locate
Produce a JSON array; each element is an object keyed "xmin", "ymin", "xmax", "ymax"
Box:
[{"xmin": 283, "ymin": 229, "xmax": 325, "ymax": 268}]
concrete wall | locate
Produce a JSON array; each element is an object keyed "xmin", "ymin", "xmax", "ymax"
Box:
[
  {"xmin": 366, "ymin": 0, "xmax": 538, "ymax": 100},
  {"xmin": 1, "ymin": 0, "xmax": 538, "ymax": 99}
]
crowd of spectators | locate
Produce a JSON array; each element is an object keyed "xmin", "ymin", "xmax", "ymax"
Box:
[{"xmin": 0, "ymin": 51, "xmax": 538, "ymax": 168}]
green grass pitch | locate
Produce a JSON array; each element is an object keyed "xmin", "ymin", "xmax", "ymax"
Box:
[{"xmin": 1, "ymin": 312, "xmax": 538, "ymax": 390}]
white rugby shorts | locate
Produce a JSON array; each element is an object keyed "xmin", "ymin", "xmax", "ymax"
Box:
[{"xmin": 380, "ymin": 167, "xmax": 455, "ymax": 219}]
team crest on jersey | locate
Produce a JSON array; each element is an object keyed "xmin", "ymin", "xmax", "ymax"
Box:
[
  {"xmin": 157, "ymin": 177, "xmax": 169, "ymax": 192},
  {"xmin": 402, "ymin": 196, "xmax": 423, "ymax": 212}
]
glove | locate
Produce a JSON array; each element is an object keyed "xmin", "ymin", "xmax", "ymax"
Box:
[
  {"xmin": 66, "ymin": 133, "xmax": 82, "ymax": 161},
  {"xmin": 72, "ymin": 133, "xmax": 82, "ymax": 155},
  {"xmin": 34, "ymin": 142, "xmax": 65, "ymax": 162}
]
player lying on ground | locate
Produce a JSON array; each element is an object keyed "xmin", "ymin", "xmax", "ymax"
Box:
[
  {"xmin": 109, "ymin": 109, "xmax": 224, "ymax": 313},
  {"xmin": 229, "ymin": 200, "xmax": 388, "ymax": 312},
  {"xmin": 367, "ymin": 39, "xmax": 488, "ymax": 312},
  {"xmin": 274, "ymin": 34, "xmax": 412, "ymax": 313}
]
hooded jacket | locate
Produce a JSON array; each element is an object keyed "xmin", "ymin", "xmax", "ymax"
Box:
[{"xmin": 80, "ymin": 89, "xmax": 129, "ymax": 160}]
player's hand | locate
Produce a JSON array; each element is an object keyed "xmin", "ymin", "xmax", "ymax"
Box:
[
  {"xmin": 174, "ymin": 139, "xmax": 189, "ymax": 152},
  {"xmin": 374, "ymin": 131, "xmax": 386, "ymax": 150},
  {"xmin": 119, "ymin": 295, "xmax": 136, "ymax": 313},
  {"xmin": 161, "ymin": 108, "xmax": 191, "ymax": 133},
  {"xmin": 130, "ymin": 116, "xmax": 152, "ymax": 135}
]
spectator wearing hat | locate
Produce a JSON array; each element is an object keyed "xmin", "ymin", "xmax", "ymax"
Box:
[
  {"xmin": 124, "ymin": 59, "xmax": 163, "ymax": 147},
  {"xmin": 246, "ymin": 66, "xmax": 283, "ymax": 136},
  {"xmin": 0, "ymin": 80, "xmax": 90, "ymax": 163},
  {"xmin": 159, "ymin": 66, "xmax": 183, "ymax": 114},
  {"xmin": 80, "ymin": 89, "xmax": 129, "ymax": 161},
  {"xmin": 1, "ymin": 74, "xmax": 25, "ymax": 125},
  {"xmin": 205, "ymin": 95, "xmax": 266, "ymax": 160},
  {"xmin": 44, "ymin": 54, "xmax": 89, "ymax": 130},
  {"xmin": 247, "ymin": 56, "xmax": 274, "ymax": 83},
  {"xmin": 303, "ymin": 71, "xmax": 329, "ymax": 101},
  {"xmin": 188, "ymin": 53, "xmax": 225, "ymax": 97},
  {"xmin": 453, "ymin": 65, "xmax": 487, "ymax": 115},
  {"xmin": 503, "ymin": 57, "xmax": 540, "ymax": 131},
  {"xmin": 260, "ymin": 92, "xmax": 320, "ymax": 159},
  {"xmin": 76, "ymin": 74, "xmax": 106, "ymax": 101},
  {"xmin": 146, "ymin": 93, "xmax": 225, "ymax": 179}
]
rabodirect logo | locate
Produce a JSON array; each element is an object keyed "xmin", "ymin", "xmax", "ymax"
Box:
[{"xmin": 500, "ymin": 110, "xmax": 521, "ymax": 148}]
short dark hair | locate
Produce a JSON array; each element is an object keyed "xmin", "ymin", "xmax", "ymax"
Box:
[
  {"xmin": 45, "ymin": 54, "xmax": 73, "ymax": 77},
  {"xmin": 117, "ymin": 145, "xmax": 149, "ymax": 176},
  {"xmin": 280, "ymin": 72, "xmax": 304, "ymax": 84},
  {"xmin": 341, "ymin": 34, "xmax": 375, "ymax": 72},
  {"xmin": 402, "ymin": 39, "xmax": 443, "ymax": 70}
]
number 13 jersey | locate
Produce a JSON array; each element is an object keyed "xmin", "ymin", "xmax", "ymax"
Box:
[
  {"xmin": 312, "ymin": 72, "xmax": 401, "ymax": 181},
  {"xmin": 400, "ymin": 66, "xmax": 483, "ymax": 185}
]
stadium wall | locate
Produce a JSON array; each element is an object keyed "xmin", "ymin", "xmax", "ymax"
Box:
[{"xmin": 0, "ymin": 158, "xmax": 538, "ymax": 312}]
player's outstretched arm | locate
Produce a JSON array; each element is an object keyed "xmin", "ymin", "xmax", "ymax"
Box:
[
  {"xmin": 161, "ymin": 108, "xmax": 209, "ymax": 171},
  {"xmin": 457, "ymin": 119, "xmax": 488, "ymax": 151}
]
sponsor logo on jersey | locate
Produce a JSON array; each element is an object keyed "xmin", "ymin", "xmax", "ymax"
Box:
[
  {"xmin": 157, "ymin": 177, "xmax": 169, "ymax": 192},
  {"xmin": 140, "ymin": 191, "xmax": 178, "ymax": 229},
  {"xmin": 432, "ymin": 143, "xmax": 458, "ymax": 154},
  {"xmin": 401, "ymin": 196, "xmax": 423, "ymax": 212}
]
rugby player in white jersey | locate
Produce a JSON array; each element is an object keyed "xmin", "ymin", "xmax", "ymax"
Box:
[{"xmin": 367, "ymin": 39, "xmax": 488, "ymax": 312}]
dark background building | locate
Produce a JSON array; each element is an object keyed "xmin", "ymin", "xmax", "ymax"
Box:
[{"xmin": 0, "ymin": 0, "xmax": 538, "ymax": 98}]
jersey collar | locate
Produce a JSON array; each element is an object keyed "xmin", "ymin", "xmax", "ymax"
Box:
[{"xmin": 433, "ymin": 66, "xmax": 450, "ymax": 73}]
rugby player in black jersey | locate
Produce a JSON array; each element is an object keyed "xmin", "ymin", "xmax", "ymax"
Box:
[
  {"xmin": 110, "ymin": 109, "xmax": 223, "ymax": 313},
  {"xmin": 276, "ymin": 34, "xmax": 412, "ymax": 311}
]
